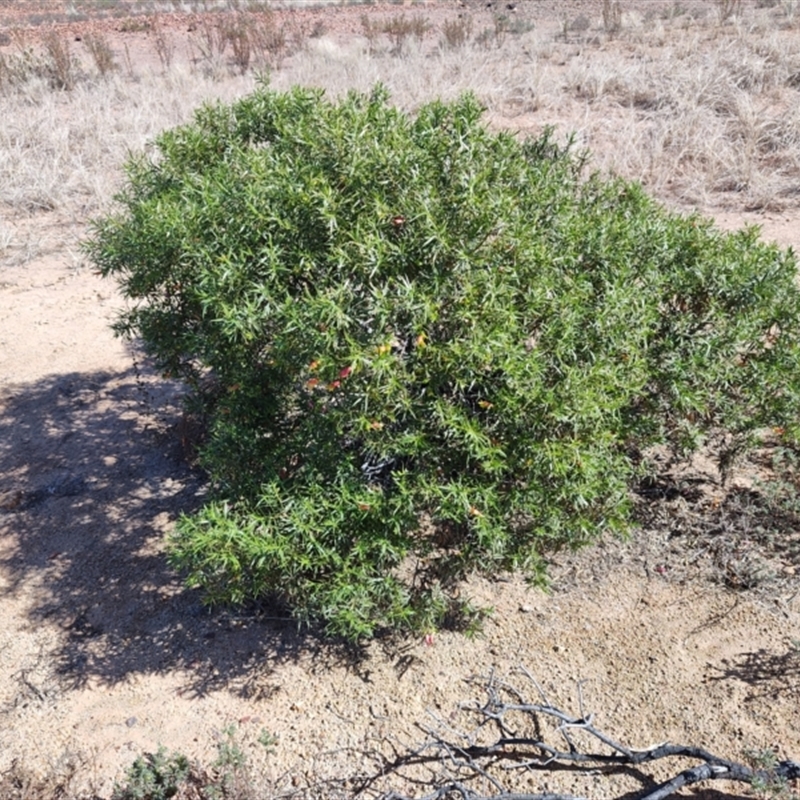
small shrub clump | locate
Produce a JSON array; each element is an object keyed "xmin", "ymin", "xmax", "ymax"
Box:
[
  {"xmin": 86, "ymin": 82, "xmax": 800, "ymax": 640},
  {"xmin": 112, "ymin": 748, "xmax": 191, "ymax": 800}
]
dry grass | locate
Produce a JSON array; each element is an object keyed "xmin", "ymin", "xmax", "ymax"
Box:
[
  {"xmin": 0, "ymin": 64, "xmax": 257, "ymax": 218},
  {"xmin": 274, "ymin": 6, "xmax": 800, "ymax": 212},
  {"xmin": 1, "ymin": 0, "xmax": 797, "ymax": 246},
  {"xmin": 84, "ymin": 32, "xmax": 118, "ymax": 77}
]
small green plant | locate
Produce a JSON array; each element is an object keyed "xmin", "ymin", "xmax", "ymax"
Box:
[
  {"xmin": 256, "ymin": 729, "xmax": 277, "ymax": 754},
  {"xmin": 87, "ymin": 83, "xmax": 800, "ymax": 640},
  {"xmin": 205, "ymin": 724, "xmax": 276, "ymax": 799},
  {"xmin": 112, "ymin": 747, "xmax": 191, "ymax": 800},
  {"xmin": 214, "ymin": 726, "xmax": 247, "ymax": 773},
  {"xmin": 760, "ymin": 445, "xmax": 800, "ymax": 516},
  {"xmin": 113, "ymin": 728, "xmax": 277, "ymax": 800},
  {"xmin": 746, "ymin": 748, "xmax": 798, "ymax": 800},
  {"xmin": 207, "ymin": 726, "xmax": 248, "ymax": 799}
]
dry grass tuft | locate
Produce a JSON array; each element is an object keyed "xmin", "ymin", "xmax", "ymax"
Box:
[
  {"xmin": 187, "ymin": 10, "xmax": 285, "ymax": 77},
  {"xmin": 84, "ymin": 32, "xmax": 118, "ymax": 78},
  {"xmin": 441, "ymin": 14, "xmax": 473, "ymax": 50},
  {"xmin": 41, "ymin": 29, "xmax": 76, "ymax": 90},
  {"xmin": 151, "ymin": 16, "xmax": 176, "ymax": 71}
]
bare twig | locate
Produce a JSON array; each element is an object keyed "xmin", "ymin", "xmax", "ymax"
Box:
[{"xmin": 367, "ymin": 669, "xmax": 800, "ymax": 800}]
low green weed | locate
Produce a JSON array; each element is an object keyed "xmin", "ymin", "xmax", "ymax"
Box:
[
  {"xmin": 113, "ymin": 727, "xmax": 276, "ymax": 800},
  {"xmin": 112, "ymin": 748, "xmax": 191, "ymax": 800},
  {"xmin": 747, "ymin": 748, "xmax": 799, "ymax": 800}
]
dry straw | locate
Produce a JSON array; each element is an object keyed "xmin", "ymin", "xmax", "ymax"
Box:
[{"xmin": 1, "ymin": 0, "xmax": 799, "ymax": 236}]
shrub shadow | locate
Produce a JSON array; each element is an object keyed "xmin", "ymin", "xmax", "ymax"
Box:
[
  {"xmin": 706, "ymin": 644, "xmax": 800, "ymax": 700},
  {"xmin": 0, "ymin": 366, "xmax": 363, "ymax": 700}
]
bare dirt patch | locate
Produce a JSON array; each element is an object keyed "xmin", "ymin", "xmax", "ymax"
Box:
[{"xmin": 1, "ymin": 2, "xmax": 800, "ymax": 798}]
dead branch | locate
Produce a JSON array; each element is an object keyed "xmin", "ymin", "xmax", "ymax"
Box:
[{"xmin": 364, "ymin": 667, "xmax": 800, "ymax": 800}]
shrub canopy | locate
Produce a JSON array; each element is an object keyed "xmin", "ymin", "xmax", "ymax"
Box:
[{"xmin": 87, "ymin": 82, "xmax": 800, "ymax": 639}]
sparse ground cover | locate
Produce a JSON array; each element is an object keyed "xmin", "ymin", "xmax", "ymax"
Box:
[{"xmin": 1, "ymin": 1, "xmax": 800, "ymax": 798}]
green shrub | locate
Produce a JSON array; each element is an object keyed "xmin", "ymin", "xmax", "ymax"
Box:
[
  {"xmin": 86, "ymin": 82, "xmax": 800, "ymax": 640},
  {"xmin": 112, "ymin": 727, "xmax": 276, "ymax": 800},
  {"xmin": 113, "ymin": 748, "xmax": 191, "ymax": 800}
]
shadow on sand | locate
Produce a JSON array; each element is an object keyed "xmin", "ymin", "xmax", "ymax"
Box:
[
  {"xmin": 0, "ymin": 366, "xmax": 366, "ymax": 701},
  {"xmin": 707, "ymin": 643, "xmax": 800, "ymax": 700}
]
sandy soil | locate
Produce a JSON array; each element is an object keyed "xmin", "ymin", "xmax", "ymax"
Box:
[{"xmin": 1, "ymin": 3, "xmax": 800, "ymax": 798}]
